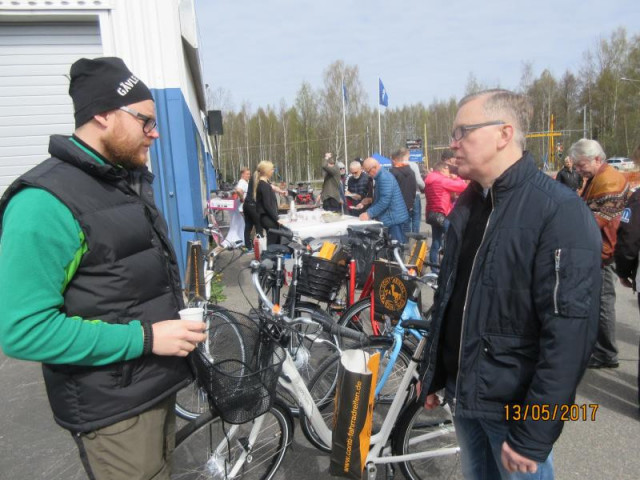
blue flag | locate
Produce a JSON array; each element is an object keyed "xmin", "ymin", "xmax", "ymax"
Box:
[
  {"xmin": 379, "ymin": 78, "xmax": 388, "ymax": 107},
  {"xmin": 342, "ymin": 82, "xmax": 348, "ymax": 105}
]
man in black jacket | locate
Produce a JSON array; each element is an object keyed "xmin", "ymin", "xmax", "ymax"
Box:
[
  {"xmin": 390, "ymin": 148, "xmax": 417, "ymax": 240},
  {"xmin": 419, "ymin": 89, "xmax": 601, "ymax": 479},
  {"xmin": 555, "ymin": 157, "xmax": 583, "ymax": 192}
]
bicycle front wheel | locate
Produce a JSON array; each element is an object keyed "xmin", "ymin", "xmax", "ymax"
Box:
[
  {"xmin": 175, "ymin": 307, "xmax": 246, "ymax": 420},
  {"xmin": 392, "ymin": 400, "xmax": 460, "ymax": 480},
  {"xmin": 172, "ymin": 402, "xmax": 293, "ymax": 480}
]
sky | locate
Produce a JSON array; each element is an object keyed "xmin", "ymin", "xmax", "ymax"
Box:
[{"xmin": 194, "ymin": 0, "xmax": 640, "ymax": 111}]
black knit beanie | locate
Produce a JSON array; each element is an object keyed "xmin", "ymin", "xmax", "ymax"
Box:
[{"xmin": 69, "ymin": 57, "xmax": 154, "ymax": 128}]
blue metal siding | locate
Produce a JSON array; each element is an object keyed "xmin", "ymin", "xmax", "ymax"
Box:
[{"xmin": 149, "ymin": 88, "xmax": 216, "ymax": 278}]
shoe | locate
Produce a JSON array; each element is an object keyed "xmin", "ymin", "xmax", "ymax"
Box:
[{"xmin": 587, "ymin": 357, "xmax": 619, "ymax": 369}]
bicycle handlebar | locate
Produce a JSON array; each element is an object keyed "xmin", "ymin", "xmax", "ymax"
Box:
[
  {"xmin": 249, "ymin": 260, "xmax": 368, "ymax": 343},
  {"xmin": 182, "ymin": 226, "xmax": 207, "ymax": 233}
]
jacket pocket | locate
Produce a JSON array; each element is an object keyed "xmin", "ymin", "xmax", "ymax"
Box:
[
  {"xmin": 553, "ymin": 248, "xmax": 595, "ymax": 318},
  {"xmin": 476, "ymin": 334, "xmax": 538, "ymax": 404}
]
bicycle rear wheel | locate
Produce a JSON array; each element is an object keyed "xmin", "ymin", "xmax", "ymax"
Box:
[
  {"xmin": 175, "ymin": 307, "xmax": 245, "ymax": 420},
  {"xmin": 172, "ymin": 402, "xmax": 292, "ymax": 480},
  {"xmin": 392, "ymin": 400, "xmax": 460, "ymax": 480}
]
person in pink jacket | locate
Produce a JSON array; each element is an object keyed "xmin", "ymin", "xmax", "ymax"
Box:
[{"xmin": 425, "ymin": 158, "xmax": 468, "ymax": 271}]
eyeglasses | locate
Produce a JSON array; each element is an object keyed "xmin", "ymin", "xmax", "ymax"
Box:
[
  {"xmin": 450, "ymin": 120, "xmax": 505, "ymax": 142},
  {"xmin": 119, "ymin": 106, "xmax": 157, "ymax": 134},
  {"xmin": 365, "ymin": 165, "xmax": 376, "ymax": 174}
]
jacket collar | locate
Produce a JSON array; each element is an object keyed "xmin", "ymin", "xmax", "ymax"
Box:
[
  {"xmin": 466, "ymin": 151, "xmax": 537, "ymax": 199},
  {"xmin": 48, "ymin": 135, "xmax": 153, "ymax": 185}
]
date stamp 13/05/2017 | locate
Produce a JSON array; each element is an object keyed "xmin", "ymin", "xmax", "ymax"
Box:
[{"xmin": 504, "ymin": 404, "xmax": 599, "ymax": 422}]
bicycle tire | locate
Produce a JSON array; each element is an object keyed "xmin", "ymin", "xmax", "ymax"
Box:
[
  {"xmin": 299, "ymin": 339, "xmax": 412, "ymax": 452},
  {"xmin": 172, "ymin": 401, "xmax": 293, "ymax": 480},
  {"xmin": 392, "ymin": 400, "xmax": 460, "ymax": 480},
  {"xmin": 337, "ymin": 297, "xmax": 375, "ymax": 337},
  {"xmin": 338, "ymin": 298, "xmax": 433, "ymax": 351},
  {"xmin": 175, "ymin": 307, "xmax": 246, "ymax": 420}
]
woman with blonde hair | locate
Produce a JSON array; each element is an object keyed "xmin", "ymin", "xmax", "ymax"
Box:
[{"xmin": 254, "ymin": 161, "xmax": 280, "ymax": 245}]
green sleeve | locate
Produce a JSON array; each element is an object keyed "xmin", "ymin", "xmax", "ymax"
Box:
[{"xmin": 0, "ymin": 188, "xmax": 144, "ymax": 365}]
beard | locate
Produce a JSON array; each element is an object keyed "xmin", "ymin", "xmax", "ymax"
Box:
[{"xmin": 103, "ymin": 132, "xmax": 148, "ymax": 170}]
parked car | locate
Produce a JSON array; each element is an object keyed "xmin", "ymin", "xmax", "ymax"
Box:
[{"xmin": 607, "ymin": 157, "xmax": 635, "ymax": 171}]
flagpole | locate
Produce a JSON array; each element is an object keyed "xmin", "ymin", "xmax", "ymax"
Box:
[
  {"xmin": 342, "ymin": 79, "xmax": 348, "ymax": 164},
  {"xmin": 378, "ymin": 103, "xmax": 382, "ymax": 154},
  {"xmin": 378, "ymin": 78, "xmax": 382, "ymax": 153}
]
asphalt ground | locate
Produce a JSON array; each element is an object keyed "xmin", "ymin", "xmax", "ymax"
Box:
[{"xmin": 1, "ymin": 237, "xmax": 639, "ymax": 480}]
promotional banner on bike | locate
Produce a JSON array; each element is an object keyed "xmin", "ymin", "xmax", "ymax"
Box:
[{"xmin": 329, "ymin": 349, "xmax": 380, "ymax": 479}]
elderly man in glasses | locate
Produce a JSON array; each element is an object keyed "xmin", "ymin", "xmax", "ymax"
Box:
[
  {"xmin": 418, "ymin": 89, "xmax": 601, "ymax": 480},
  {"xmin": 0, "ymin": 57, "xmax": 206, "ymax": 480}
]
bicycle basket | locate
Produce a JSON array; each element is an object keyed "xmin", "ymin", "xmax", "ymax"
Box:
[
  {"xmin": 298, "ymin": 255, "xmax": 348, "ymax": 302},
  {"xmin": 190, "ymin": 312, "xmax": 285, "ymax": 424}
]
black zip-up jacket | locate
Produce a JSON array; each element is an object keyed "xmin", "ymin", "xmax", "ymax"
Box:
[
  {"xmin": 391, "ymin": 164, "xmax": 417, "ymax": 212},
  {"xmin": 615, "ymin": 189, "xmax": 640, "ymax": 287},
  {"xmin": 419, "ymin": 152, "xmax": 602, "ymax": 462},
  {"xmin": 555, "ymin": 166, "xmax": 583, "ymax": 191}
]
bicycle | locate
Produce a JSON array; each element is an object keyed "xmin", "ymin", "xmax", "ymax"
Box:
[
  {"xmin": 299, "ymin": 265, "xmax": 459, "ymax": 479},
  {"xmin": 171, "ymin": 258, "xmax": 459, "ymax": 480},
  {"xmin": 254, "ymin": 228, "xmax": 345, "ymax": 414},
  {"xmin": 176, "ymin": 225, "xmax": 244, "ymax": 420},
  {"xmin": 338, "ymin": 230, "xmax": 438, "ymax": 341},
  {"xmin": 172, "ymin": 309, "xmax": 293, "ymax": 480}
]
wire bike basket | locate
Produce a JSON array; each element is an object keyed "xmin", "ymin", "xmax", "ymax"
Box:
[
  {"xmin": 190, "ymin": 312, "xmax": 285, "ymax": 424},
  {"xmin": 298, "ymin": 255, "xmax": 348, "ymax": 303}
]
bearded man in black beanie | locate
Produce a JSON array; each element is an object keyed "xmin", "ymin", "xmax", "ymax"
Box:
[{"xmin": 0, "ymin": 57, "xmax": 206, "ymax": 480}]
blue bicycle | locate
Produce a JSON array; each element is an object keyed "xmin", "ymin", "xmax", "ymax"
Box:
[{"xmin": 301, "ymin": 239, "xmax": 460, "ymax": 479}]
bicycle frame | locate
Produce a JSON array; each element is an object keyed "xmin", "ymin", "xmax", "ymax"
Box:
[
  {"xmin": 194, "ymin": 260, "xmax": 457, "ymax": 479},
  {"xmin": 279, "ymin": 331, "xmax": 459, "ymax": 469}
]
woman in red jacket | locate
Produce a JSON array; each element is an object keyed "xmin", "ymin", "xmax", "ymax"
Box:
[{"xmin": 425, "ymin": 160, "xmax": 468, "ymax": 272}]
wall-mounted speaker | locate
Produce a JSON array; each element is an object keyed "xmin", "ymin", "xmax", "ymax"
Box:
[{"xmin": 207, "ymin": 110, "xmax": 223, "ymax": 135}]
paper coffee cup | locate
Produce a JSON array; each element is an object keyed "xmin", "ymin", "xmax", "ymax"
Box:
[{"xmin": 178, "ymin": 307, "xmax": 204, "ymax": 322}]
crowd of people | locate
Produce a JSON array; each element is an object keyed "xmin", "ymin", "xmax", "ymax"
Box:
[{"xmin": 1, "ymin": 56, "xmax": 640, "ymax": 480}]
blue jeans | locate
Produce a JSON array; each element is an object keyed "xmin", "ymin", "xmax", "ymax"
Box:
[
  {"xmin": 454, "ymin": 416, "xmax": 554, "ymax": 480},
  {"xmin": 388, "ymin": 223, "xmax": 407, "ymax": 244},
  {"xmin": 411, "ymin": 194, "xmax": 422, "ymax": 233},
  {"xmin": 591, "ymin": 264, "xmax": 618, "ymax": 363},
  {"xmin": 429, "ymin": 219, "xmax": 449, "ymax": 272}
]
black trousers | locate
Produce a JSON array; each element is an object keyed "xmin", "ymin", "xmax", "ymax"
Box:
[
  {"xmin": 243, "ymin": 203, "xmax": 261, "ymax": 248},
  {"xmin": 260, "ymin": 215, "xmax": 280, "ymax": 245}
]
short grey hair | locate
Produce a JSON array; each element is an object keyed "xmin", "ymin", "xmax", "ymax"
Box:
[
  {"xmin": 567, "ymin": 139, "xmax": 606, "ymax": 162},
  {"xmin": 458, "ymin": 89, "xmax": 533, "ymax": 150},
  {"xmin": 349, "ymin": 161, "xmax": 362, "ymax": 170}
]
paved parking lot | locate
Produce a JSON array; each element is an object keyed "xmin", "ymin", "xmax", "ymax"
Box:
[{"xmin": 1, "ymin": 250, "xmax": 639, "ymax": 479}]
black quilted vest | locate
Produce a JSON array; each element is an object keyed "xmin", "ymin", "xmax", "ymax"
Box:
[{"xmin": 0, "ymin": 135, "xmax": 191, "ymax": 432}]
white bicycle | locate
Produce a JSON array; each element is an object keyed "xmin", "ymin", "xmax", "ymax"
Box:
[{"xmin": 170, "ymin": 259, "xmax": 459, "ymax": 480}]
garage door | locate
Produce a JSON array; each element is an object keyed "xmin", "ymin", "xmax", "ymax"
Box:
[{"xmin": 0, "ymin": 22, "xmax": 102, "ymax": 196}]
